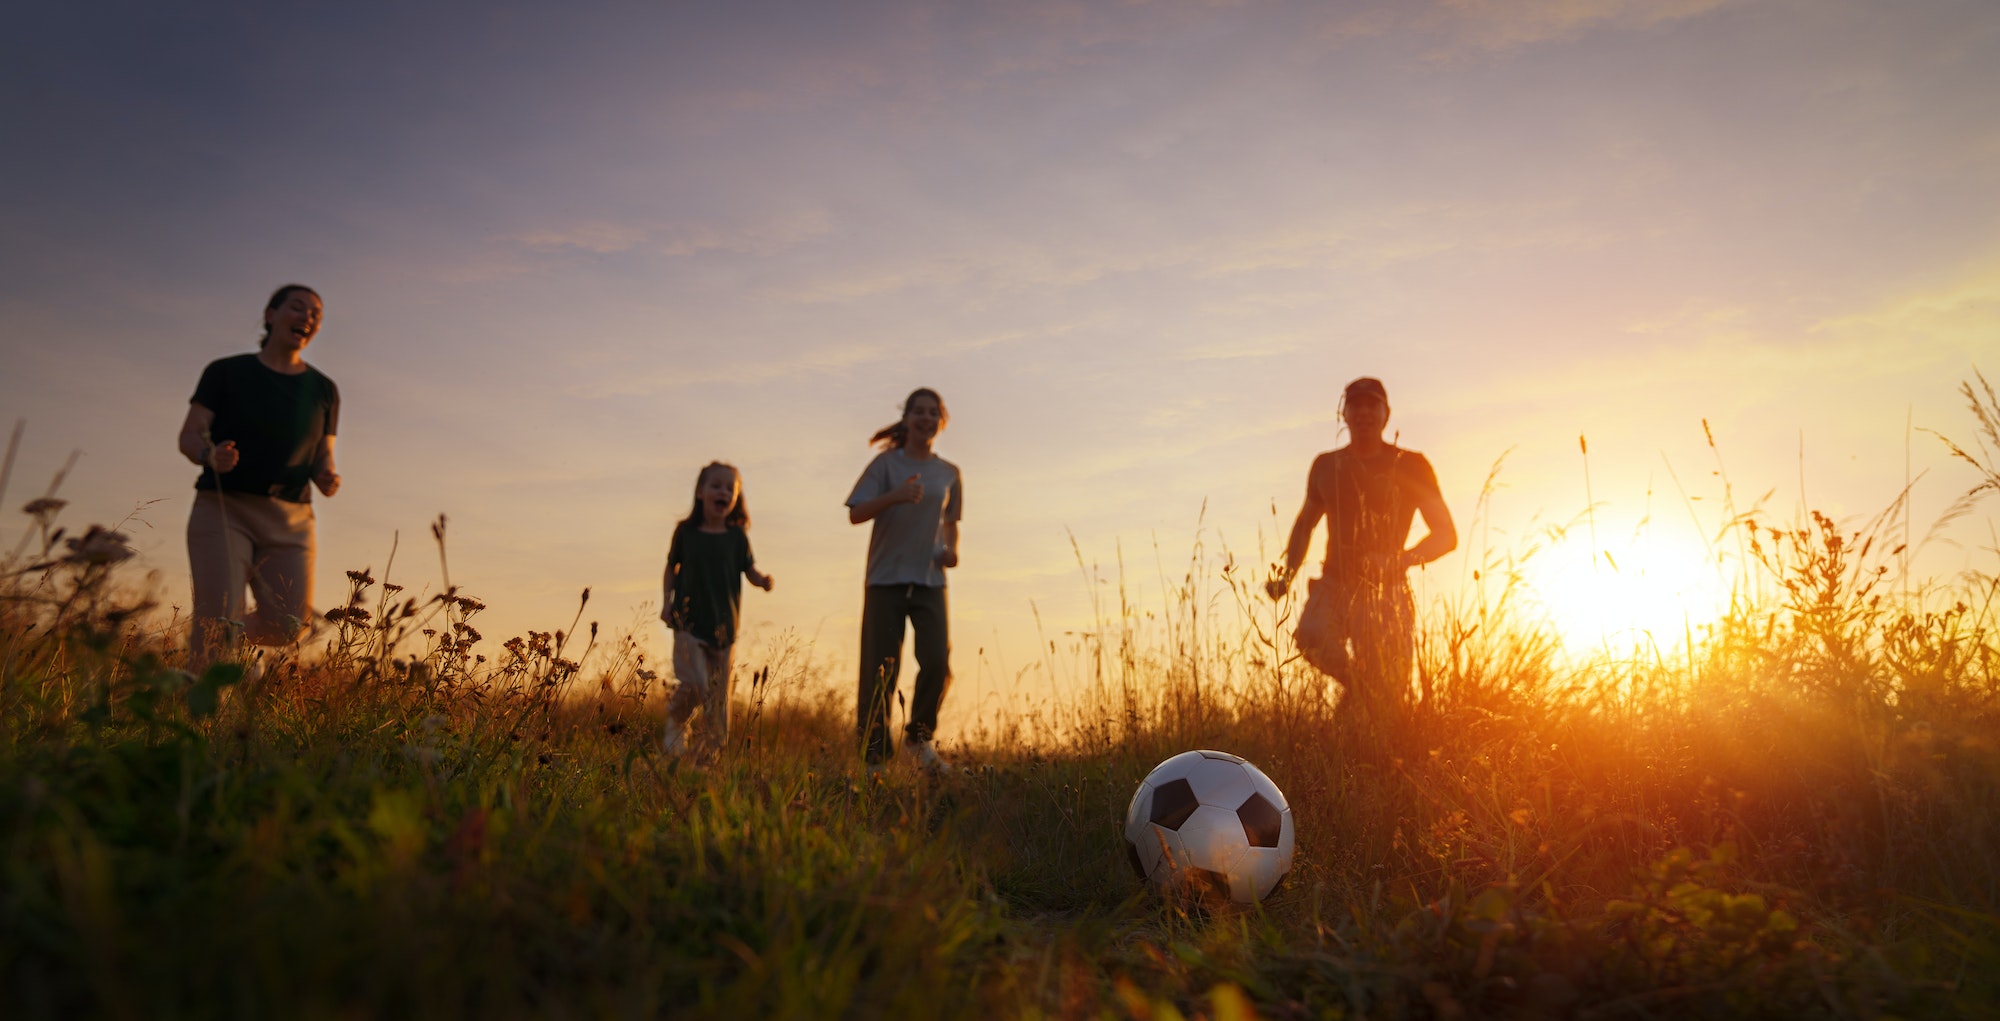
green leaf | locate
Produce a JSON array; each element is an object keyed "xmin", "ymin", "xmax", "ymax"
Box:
[
  {"xmin": 200, "ymin": 662, "xmax": 246, "ymax": 688},
  {"xmin": 186, "ymin": 682, "xmax": 221, "ymax": 719},
  {"xmin": 128, "ymin": 687, "xmax": 159, "ymax": 722},
  {"xmin": 1470, "ymin": 886, "xmax": 1515, "ymax": 923}
]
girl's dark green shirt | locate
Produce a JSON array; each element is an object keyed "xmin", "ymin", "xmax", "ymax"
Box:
[
  {"xmin": 190, "ymin": 353, "xmax": 339, "ymax": 503},
  {"xmin": 665, "ymin": 526, "xmax": 756, "ymax": 647}
]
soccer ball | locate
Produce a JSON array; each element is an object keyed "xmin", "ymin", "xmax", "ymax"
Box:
[{"xmin": 1124, "ymin": 749, "xmax": 1295, "ymax": 905}]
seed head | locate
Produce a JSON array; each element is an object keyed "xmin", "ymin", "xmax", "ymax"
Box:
[{"xmin": 62, "ymin": 526, "xmax": 134, "ymax": 566}]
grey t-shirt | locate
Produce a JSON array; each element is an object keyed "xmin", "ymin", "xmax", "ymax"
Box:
[{"xmin": 845, "ymin": 448, "xmax": 963, "ymax": 587}]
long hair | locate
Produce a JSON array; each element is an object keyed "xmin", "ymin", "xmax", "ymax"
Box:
[
  {"xmin": 868, "ymin": 387, "xmax": 949, "ymax": 450},
  {"xmin": 674, "ymin": 462, "xmax": 750, "ymax": 540},
  {"xmin": 259, "ymin": 283, "xmax": 321, "ymax": 348}
]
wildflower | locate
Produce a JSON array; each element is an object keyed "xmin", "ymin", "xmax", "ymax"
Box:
[
  {"xmin": 62, "ymin": 526, "xmax": 135, "ymax": 565},
  {"xmin": 23, "ymin": 497, "xmax": 67, "ymax": 519},
  {"xmin": 346, "ymin": 569, "xmax": 376, "ymax": 584}
]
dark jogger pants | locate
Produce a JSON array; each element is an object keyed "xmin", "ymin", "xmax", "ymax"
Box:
[{"xmin": 857, "ymin": 583, "xmax": 951, "ymax": 763}]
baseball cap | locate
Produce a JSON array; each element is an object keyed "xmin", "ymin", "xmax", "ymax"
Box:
[{"xmin": 1343, "ymin": 377, "xmax": 1388, "ymax": 404}]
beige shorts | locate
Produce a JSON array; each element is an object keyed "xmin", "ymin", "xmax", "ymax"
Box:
[
  {"xmin": 1293, "ymin": 574, "xmax": 1413, "ymax": 696},
  {"xmin": 667, "ymin": 631, "xmax": 736, "ymax": 753},
  {"xmin": 186, "ymin": 491, "xmax": 316, "ymax": 662}
]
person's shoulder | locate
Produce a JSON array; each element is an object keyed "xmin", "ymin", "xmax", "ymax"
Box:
[
  {"xmin": 206, "ymin": 352, "xmax": 260, "ymax": 373},
  {"xmin": 304, "ymin": 363, "xmax": 338, "ymax": 391},
  {"xmin": 1392, "ymin": 447, "xmax": 1440, "ymax": 484},
  {"xmin": 935, "ymin": 454, "xmax": 962, "ymax": 477}
]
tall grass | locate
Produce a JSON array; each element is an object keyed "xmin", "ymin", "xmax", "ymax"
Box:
[{"xmin": 4, "ymin": 385, "xmax": 1999, "ymax": 1018}]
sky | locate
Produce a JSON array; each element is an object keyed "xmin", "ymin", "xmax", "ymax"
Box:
[{"xmin": 3, "ymin": 0, "xmax": 1997, "ymax": 729}]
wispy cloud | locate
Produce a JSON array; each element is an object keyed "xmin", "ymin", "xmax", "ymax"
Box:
[
  {"xmin": 1319, "ymin": 0, "xmax": 1742, "ymax": 54},
  {"xmin": 501, "ymin": 210, "xmax": 834, "ymax": 259}
]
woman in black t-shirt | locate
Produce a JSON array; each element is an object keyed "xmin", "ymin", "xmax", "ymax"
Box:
[{"xmin": 176, "ymin": 284, "xmax": 342, "ymax": 667}]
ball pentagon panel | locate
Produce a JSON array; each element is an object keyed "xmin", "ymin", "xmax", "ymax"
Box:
[{"xmin": 1125, "ymin": 749, "xmax": 1296, "ymax": 905}]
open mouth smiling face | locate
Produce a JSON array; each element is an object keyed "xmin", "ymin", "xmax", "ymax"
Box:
[
  {"xmin": 699, "ymin": 470, "xmax": 740, "ymax": 521},
  {"xmin": 267, "ymin": 293, "xmax": 324, "ymax": 347}
]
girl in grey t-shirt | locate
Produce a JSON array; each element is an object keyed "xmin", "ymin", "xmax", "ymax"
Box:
[{"xmin": 845, "ymin": 388, "xmax": 961, "ymax": 772}]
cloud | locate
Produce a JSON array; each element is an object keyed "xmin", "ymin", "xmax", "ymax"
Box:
[
  {"xmin": 1437, "ymin": 0, "xmax": 1738, "ymax": 49},
  {"xmin": 562, "ymin": 324, "xmax": 1039, "ymax": 398},
  {"xmin": 505, "ymin": 222, "xmax": 653, "ymax": 256},
  {"xmin": 1419, "ymin": 256, "xmax": 2000, "ymax": 424},
  {"xmin": 1318, "ymin": 0, "xmax": 1742, "ymax": 55},
  {"xmin": 1809, "ymin": 266, "xmax": 2000, "ymax": 358},
  {"xmin": 498, "ymin": 210, "xmax": 834, "ymax": 260},
  {"xmin": 777, "ymin": 198, "xmax": 1625, "ymax": 306}
]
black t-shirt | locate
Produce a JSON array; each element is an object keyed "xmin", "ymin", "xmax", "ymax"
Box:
[
  {"xmin": 1316, "ymin": 446, "xmax": 1440, "ymax": 580},
  {"xmin": 190, "ymin": 353, "xmax": 340, "ymax": 503},
  {"xmin": 665, "ymin": 525, "xmax": 756, "ymax": 647}
]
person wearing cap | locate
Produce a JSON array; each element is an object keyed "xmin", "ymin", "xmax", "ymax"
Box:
[{"xmin": 1267, "ymin": 377, "xmax": 1456, "ymax": 707}]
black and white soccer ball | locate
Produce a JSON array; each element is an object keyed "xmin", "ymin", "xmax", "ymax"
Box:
[{"xmin": 1124, "ymin": 749, "xmax": 1295, "ymax": 904}]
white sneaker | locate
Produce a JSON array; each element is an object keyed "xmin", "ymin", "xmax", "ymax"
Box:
[{"xmin": 904, "ymin": 737, "xmax": 950, "ymax": 775}]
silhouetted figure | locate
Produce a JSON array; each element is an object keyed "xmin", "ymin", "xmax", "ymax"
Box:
[
  {"xmin": 659, "ymin": 461, "xmax": 774, "ymax": 761},
  {"xmin": 846, "ymin": 388, "xmax": 961, "ymax": 774},
  {"xmin": 177, "ymin": 284, "xmax": 341, "ymax": 668},
  {"xmin": 1268, "ymin": 377, "xmax": 1455, "ymax": 708}
]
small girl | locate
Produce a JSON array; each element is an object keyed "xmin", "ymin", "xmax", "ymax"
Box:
[{"xmin": 660, "ymin": 462, "xmax": 773, "ymax": 758}]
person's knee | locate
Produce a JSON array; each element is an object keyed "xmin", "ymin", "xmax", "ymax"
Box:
[
  {"xmin": 1294, "ymin": 617, "xmax": 1344, "ymax": 673},
  {"xmin": 914, "ymin": 644, "xmax": 950, "ymax": 676},
  {"xmin": 1299, "ymin": 640, "xmax": 1346, "ymax": 678}
]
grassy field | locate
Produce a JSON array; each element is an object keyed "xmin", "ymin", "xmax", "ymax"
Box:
[{"xmin": 5, "ymin": 388, "xmax": 1999, "ymax": 1019}]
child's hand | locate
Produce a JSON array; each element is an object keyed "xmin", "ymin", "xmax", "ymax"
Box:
[
  {"xmin": 893, "ymin": 474, "xmax": 925, "ymax": 504},
  {"xmin": 756, "ymin": 574, "xmax": 775, "ymax": 592},
  {"xmin": 933, "ymin": 547, "xmax": 958, "ymax": 569}
]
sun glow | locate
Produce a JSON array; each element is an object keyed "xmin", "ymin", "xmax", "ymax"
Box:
[{"xmin": 1520, "ymin": 530, "xmax": 1735, "ymax": 656}]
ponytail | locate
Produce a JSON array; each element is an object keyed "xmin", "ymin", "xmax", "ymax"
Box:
[
  {"xmin": 868, "ymin": 421, "xmax": 910, "ymax": 450},
  {"xmin": 869, "ymin": 387, "xmax": 948, "ymax": 450}
]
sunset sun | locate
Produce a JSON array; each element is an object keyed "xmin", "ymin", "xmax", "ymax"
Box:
[{"xmin": 1520, "ymin": 530, "xmax": 1734, "ymax": 655}]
